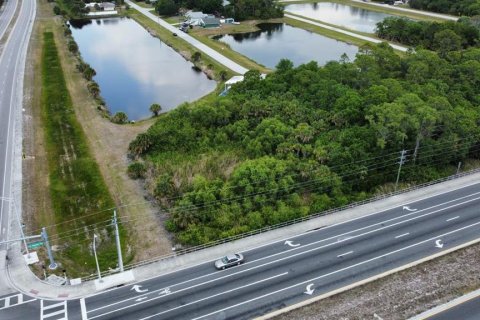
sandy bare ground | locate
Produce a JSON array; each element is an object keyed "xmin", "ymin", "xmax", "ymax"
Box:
[{"xmin": 23, "ymin": 0, "xmax": 173, "ymax": 268}]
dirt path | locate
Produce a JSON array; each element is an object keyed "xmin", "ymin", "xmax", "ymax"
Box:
[{"xmin": 23, "ymin": 0, "xmax": 173, "ymax": 266}]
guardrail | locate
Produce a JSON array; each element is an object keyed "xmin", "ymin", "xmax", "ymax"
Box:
[{"xmin": 79, "ymin": 168, "xmax": 480, "ymax": 282}]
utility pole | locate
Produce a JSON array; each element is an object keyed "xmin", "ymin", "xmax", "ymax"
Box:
[
  {"xmin": 1, "ymin": 197, "xmax": 29, "ymax": 257},
  {"xmin": 395, "ymin": 150, "xmax": 407, "ymax": 192},
  {"xmin": 11, "ymin": 200, "xmax": 30, "ymax": 258},
  {"xmin": 112, "ymin": 210, "xmax": 124, "ymax": 272},
  {"xmin": 42, "ymin": 227, "xmax": 57, "ymax": 270}
]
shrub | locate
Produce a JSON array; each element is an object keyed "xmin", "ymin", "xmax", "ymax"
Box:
[{"xmin": 127, "ymin": 162, "xmax": 147, "ymax": 179}]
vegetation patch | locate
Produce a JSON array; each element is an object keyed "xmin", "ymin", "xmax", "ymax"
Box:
[
  {"xmin": 130, "ymin": 43, "xmax": 480, "ymax": 246},
  {"xmin": 376, "ymin": 16, "xmax": 480, "ymax": 56},
  {"xmin": 41, "ymin": 32, "xmax": 129, "ymax": 275},
  {"xmin": 409, "ymin": 0, "xmax": 480, "ymax": 16}
]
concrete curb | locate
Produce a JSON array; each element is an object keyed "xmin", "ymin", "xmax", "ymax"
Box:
[
  {"xmin": 6, "ymin": 170, "xmax": 480, "ymax": 300},
  {"xmin": 255, "ymin": 237, "xmax": 480, "ymax": 320},
  {"xmin": 409, "ymin": 287, "xmax": 480, "ymax": 320}
]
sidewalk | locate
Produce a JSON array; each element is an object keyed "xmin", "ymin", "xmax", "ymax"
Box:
[
  {"xmin": 6, "ymin": 170, "xmax": 480, "ymax": 299},
  {"xmin": 125, "ymin": 0, "xmax": 249, "ymax": 75},
  {"xmin": 285, "ymin": 13, "xmax": 409, "ymax": 52}
]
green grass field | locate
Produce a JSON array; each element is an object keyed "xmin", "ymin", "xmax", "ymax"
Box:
[{"xmin": 41, "ymin": 32, "xmax": 129, "ymax": 276}]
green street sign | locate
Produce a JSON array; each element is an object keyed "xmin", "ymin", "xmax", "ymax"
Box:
[{"xmin": 27, "ymin": 241, "xmax": 44, "ymax": 249}]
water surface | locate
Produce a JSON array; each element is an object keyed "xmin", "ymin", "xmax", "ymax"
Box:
[
  {"xmin": 70, "ymin": 18, "xmax": 216, "ymax": 120},
  {"xmin": 285, "ymin": 2, "xmax": 394, "ymax": 33},
  {"xmin": 213, "ymin": 23, "xmax": 358, "ymax": 69}
]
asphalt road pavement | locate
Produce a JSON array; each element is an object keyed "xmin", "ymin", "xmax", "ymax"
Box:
[
  {"xmin": 0, "ymin": 0, "xmax": 18, "ymax": 42},
  {"xmin": 0, "ymin": 180, "xmax": 470, "ymax": 320},
  {"xmin": 428, "ymin": 296, "xmax": 480, "ymax": 320},
  {"xmin": 1, "ymin": 178, "xmax": 480, "ymax": 319},
  {"xmin": 0, "ymin": 0, "xmax": 35, "ymax": 265}
]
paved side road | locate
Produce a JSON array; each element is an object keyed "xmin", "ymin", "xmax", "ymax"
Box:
[
  {"xmin": 284, "ymin": 13, "xmax": 409, "ymax": 52},
  {"xmin": 351, "ymin": 0, "xmax": 458, "ymax": 21},
  {"xmin": 125, "ymin": 0, "xmax": 249, "ymax": 75},
  {"xmin": 0, "ymin": 0, "xmax": 18, "ymax": 43},
  {"xmin": 0, "ymin": 0, "xmax": 35, "ymax": 296}
]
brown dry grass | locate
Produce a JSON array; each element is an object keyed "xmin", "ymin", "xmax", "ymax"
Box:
[{"xmin": 23, "ymin": 0, "xmax": 173, "ymax": 267}]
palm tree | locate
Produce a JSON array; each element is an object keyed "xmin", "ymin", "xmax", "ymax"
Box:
[
  {"xmin": 150, "ymin": 103, "xmax": 162, "ymax": 117},
  {"xmin": 112, "ymin": 112, "xmax": 128, "ymax": 124}
]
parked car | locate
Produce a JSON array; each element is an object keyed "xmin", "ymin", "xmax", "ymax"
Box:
[{"xmin": 215, "ymin": 253, "xmax": 244, "ymax": 270}]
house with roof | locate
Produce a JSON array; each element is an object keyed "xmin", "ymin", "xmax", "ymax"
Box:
[
  {"xmin": 100, "ymin": 2, "xmax": 116, "ymax": 11},
  {"xmin": 201, "ymin": 16, "xmax": 220, "ymax": 28},
  {"xmin": 185, "ymin": 11, "xmax": 208, "ymax": 26}
]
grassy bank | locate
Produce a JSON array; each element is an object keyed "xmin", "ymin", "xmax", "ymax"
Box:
[
  {"xmin": 41, "ymin": 32, "xmax": 127, "ymax": 275},
  {"xmin": 126, "ymin": 8, "xmax": 237, "ymax": 82},
  {"xmin": 284, "ymin": 16, "xmax": 376, "ymax": 48},
  {"xmin": 190, "ymin": 21, "xmax": 273, "ymax": 74}
]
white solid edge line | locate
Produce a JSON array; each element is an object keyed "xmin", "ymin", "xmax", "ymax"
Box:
[
  {"xmin": 0, "ymin": 0, "xmax": 28, "ymax": 242},
  {"xmin": 194, "ymin": 221, "xmax": 480, "ymax": 320},
  {"xmin": 88, "ymin": 195, "xmax": 480, "ymax": 315},
  {"xmin": 83, "ymin": 180, "xmax": 480, "ymax": 301}
]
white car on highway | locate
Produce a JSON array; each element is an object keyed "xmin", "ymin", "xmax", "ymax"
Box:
[{"xmin": 215, "ymin": 253, "xmax": 244, "ymax": 270}]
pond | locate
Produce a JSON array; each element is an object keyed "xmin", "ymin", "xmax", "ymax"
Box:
[
  {"xmin": 70, "ymin": 18, "xmax": 216, "ymax": 121},
  {"xmin": 213, "ymin": 23, "xmax": 358, "ymax": 69},
  {"xmin": 284, "ymin": 2, "xmax": 395, "ymax": 33}
]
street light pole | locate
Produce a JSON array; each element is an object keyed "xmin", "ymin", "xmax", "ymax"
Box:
[
  {"xmin": 93, "ymin": 234, "xmax": 102, "ymax": 282},
  {"xmin": 1, "ymin": 197, "xmax": 29, "ymax": 257}
]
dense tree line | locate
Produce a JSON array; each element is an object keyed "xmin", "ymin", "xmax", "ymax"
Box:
[
  {"xmin": 155, "ymin": 0, "xmax": 282, "ymax": 20},
  {"xmin": 155, "ymin": 0, "xmax": 222, "ymax": 16},
  {"xmin": 55, "ymin": 0, "xmax": 90, "ymax": 18},
  {"xmin": 409, "ymin": 0, "xmax": 480, "ymax": 16},
  {"xmin": 224, "ymin": 0, "xmax": 283, "ymax": 21},
  {"xmin": 376, "ymin": 17, "xmax": 480, "ymax": 56},
  {"xmin": 129, "ymin": 43, "xmax": 480, "ymax": 245}
]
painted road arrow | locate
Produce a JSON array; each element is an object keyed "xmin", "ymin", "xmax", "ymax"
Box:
[
  {"xmin": 304, "ymin": 284, "xmax": 315, "ymax": 295},
  {"xmin": 131, "ymin": 285, "xmax": 148, "ymax": 293},
  {"xmin": 403, "ymin": 206, "xmax": 417, "ymax": 212},
  {"xmin": 285, "ymin": 240, "xmax": 300, "ymax": 247},
  {"xmin": 435, "ymin": 239, "xmax": 444, "ymax": 248}
]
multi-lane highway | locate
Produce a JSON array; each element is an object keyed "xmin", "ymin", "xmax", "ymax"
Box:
[
  {"xmin": 3, "ymin": 180, "xmax": 480, "ymax": 319},
  {"xmin": 1, "ymin": 2, "xmax": 480, "ymax": 319},
  {"xmin": 76, "ymin": 181, "xmax": 480, "ymax": 319},
  {"xmin": 0, "ymin": 0, "xmax": 18, "ymax": 42},
  {"xmin": 0, "ymin": 0, "xmax": 34, "ymax": 246}
]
